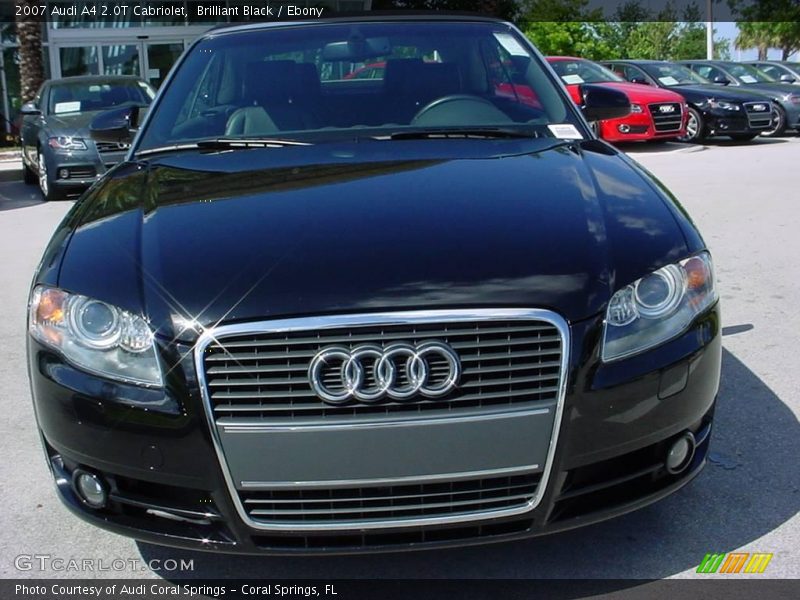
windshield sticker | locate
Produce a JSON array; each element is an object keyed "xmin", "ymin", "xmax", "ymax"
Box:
[
  {"xmin": 493, "ymin": 33, "xmax": 529, "ymax": 56},
  {"xmin": 548, "ymin": 124, "xmax": 583, "ymax": 139},
  {"xmin": 562, "ymin": 74, "xmax": 585, "ymax": 85},
  {"xmin": 740, "ymin": 75, "xmax": 757, "ymax": 83},
  {"xmin": 53, "ymin": 101, "xmax": 81, "ymax": 114},
  {"xmin": 658, "ymin": 76, "xmax": 679, "ymax": 85}
]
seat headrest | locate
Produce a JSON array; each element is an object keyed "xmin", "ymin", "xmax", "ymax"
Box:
[
  {"xmin": 383, "ymin": 58, "xmax": 425, "ymax": 94},
  {"xmin": 245, "ymin": 60, "xmax": 298, "ymax": 103},
  {"xmin": 384, "ymin": 59, "xmax": 461, "ymax": 98},
  {"xmin": 295, "ymin": 63, "xmax": 320, "ymax": 97}
]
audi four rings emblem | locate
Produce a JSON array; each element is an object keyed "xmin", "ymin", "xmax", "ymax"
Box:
[{"xmin": 308, "ymin": 341, "xmax": 461, "ymax": 404}]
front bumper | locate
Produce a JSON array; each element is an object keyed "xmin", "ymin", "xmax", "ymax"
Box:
[
  {"xmin": 47, "ymin": 149, "xmax": 127, "ymax": 194},
  {"xmin": 703, "ymin": 109, "xmax": 769, "ymax": 136},
  {"xmin": 29, "ymin": 305, "xmax": 721, "ymax": 554}
]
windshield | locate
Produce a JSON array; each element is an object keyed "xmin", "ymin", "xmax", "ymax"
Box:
[
  {"xmin": 549, "ymin": 59, "xmax": 624, "ymax": 84},
  {"xmin": 725, "ymin": 63, "xmax": 776, "ymax": 83},
  {"xmin": 642, "ymin": 63, "xmax": 709, "ymax": 87},
  {"xmin": 48, "ymin": 80, "xmax": 154, "ymax": 115},
  {"xmin": 137, "ymin": 22, "xmax": 576, "ymax": 151}
]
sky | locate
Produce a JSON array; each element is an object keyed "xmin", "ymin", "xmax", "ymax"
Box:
[{"xmin": 714, "ymin": 22, "xmax": 799, "ymax": 61}]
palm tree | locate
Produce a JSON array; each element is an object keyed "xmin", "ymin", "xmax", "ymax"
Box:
[
  {"xmin": 15, "ymin": 0, "xmax": 44, "ymax": 102},
  {"xmin": 735, "ymin": 22, "xmax": 775, "ymax": 61}
]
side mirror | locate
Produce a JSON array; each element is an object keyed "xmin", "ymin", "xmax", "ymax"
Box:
[
  {"xmin": 712, "ymin": 75, "xmax": 730, "ymax": 85},
  {"xmin": 780, "ymin": 73, "xmax": 796, "ymax": 83},
  {"xmin": 90, "ymin": 104, "xmax": 144, "ymax": 144},
  {"xmin": 630, "ymin": 76, "xmax": 650, "ymax": 85},
  {"xmin": 580, "ymin": 83, "xmax": 631, "ymax": 122},
  {"xmin": 20, "ymin": 101, "xmax": 40, "ymax": 116}
]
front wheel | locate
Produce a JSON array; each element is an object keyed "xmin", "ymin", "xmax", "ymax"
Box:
[
  {"xmin": 37, "ymin": 150, "xmax": 64, "ymax": 202},
  {"xmin": 678, "ymin": 107, "xmax": 705, "ymax": 143},
  {"xmin": 729, "ymin": 134, "xmax": 757, "ymax": 142},
  {"xmin": 760, "ymin": 104, "xmax": 786, "ymax": 137}
]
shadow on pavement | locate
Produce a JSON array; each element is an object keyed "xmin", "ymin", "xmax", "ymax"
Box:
[
  {"xmin": 139, "ymin": 347, "xmax": 799, "ymax": 580},
  {"xmin": 0, "ymin": 181, "xmax": 45, "ymax": 211}
]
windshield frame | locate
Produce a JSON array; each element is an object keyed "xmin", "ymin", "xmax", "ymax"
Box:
[
  {"xmin": 131, "ymin": 19, "xmax": 592, "ymax": 157},
  {"xmin": 641, "ymin": 62, "xmax": 710, "ymax": 87},
  {"xmin": 47, "ymin": 79, "xmax": 154, "ymax": 116},
  {"xmin": 723, "ymin": 63, "xmax": 777, "ymax": 83},
  {"xmin": 549, "ymin": 58, "xmax": 625, "ymax": 84}
]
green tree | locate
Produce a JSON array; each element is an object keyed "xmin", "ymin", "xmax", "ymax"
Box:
[
  {"xmin": 732, "ymin": 0, "xmax": 800, "ymax": 60},
  {"xmin": 519, "ymin": 0, "xmax": 613, "ymax": 58},
  {"xmin": 15, "ymin": 0, "xmax": 44, "ymax": 103}
]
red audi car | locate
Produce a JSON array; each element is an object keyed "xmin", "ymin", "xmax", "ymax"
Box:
[{"xmin": 547, "ymin": 57, "xmax": 689, "ymax": 142}]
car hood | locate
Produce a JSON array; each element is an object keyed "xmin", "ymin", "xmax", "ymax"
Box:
[
  {"xmin": 737, "ymin": 82, "xmax": 799, "ymax": 97},
  {"xmin": 56, "ymin": 140, "xmax": 695, "ymax": 339},
  {"xmin": 669, "ymin": 84, "xmax": 773, "ymax": 103},
  {"xmin": 597, "ymin": 81, "xmax": 685, "ymax": 103}
]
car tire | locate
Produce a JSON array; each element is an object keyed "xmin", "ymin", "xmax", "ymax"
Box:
[
  {"xmin": 678, "ymin": 107, "xmax": 705, "ymax": 143},
  {"xmin": 728, "ymin": 134, "xmax": 757, "ymax": 142},
  {"xmin": 760, "ymin": 104, "xmax": 786, "ymax": 137},
  {"xmin": 23, "ymin": 161, "xmax": 36, "ymax": 185},
  {"xmin": 37, "ymin": 150, "xmax": 64, "ymax": 202}
]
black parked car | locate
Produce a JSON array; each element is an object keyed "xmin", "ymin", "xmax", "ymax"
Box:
[
  {"xmin": 603, "ymin": 60, "xmax": 777, "ymax": 142},
  {"xmin": 20, "ymin": 76, "xmax": 155, "ymax": 200},
  {"xmin": 679, "ymin": 60, "xmax": 800, "ymax": 136},
  {"xmin": 28, "ymin": 17, "xmax": 720, "ymax": 554}
]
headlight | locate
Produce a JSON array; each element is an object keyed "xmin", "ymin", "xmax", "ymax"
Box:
[
  {"xmin": 28, "ymin": 286, "xmax": 162, "ymax": 386},
  {"xmin": 630, "ymin": 103, "xmax": 643, "ymax": 113},
  {"xmin": 47, "ymin": 136, "xmax": 88, "ymax": 151},
  {"xmin": 602, "ymin": 252, "xmax": 717, "ymax": 362},
  {"xmin": 787, "ymin": 94, "xmax": 800, "ymax": 105},
  {"xmin": 709, "ymin": 100, "xmax": 740, "ymax": 111}
]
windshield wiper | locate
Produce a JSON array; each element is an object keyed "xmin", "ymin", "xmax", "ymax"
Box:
[
  {"xmin": 382, "ymin": 128, "xmax": 541, "ymax": 141},
  {"xmin": 137, "ymin": 137, "xmax": 311, "ymax": 157}
]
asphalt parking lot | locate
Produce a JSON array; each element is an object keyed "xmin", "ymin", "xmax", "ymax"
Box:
[{"xmin": 0, "ymin": 136, "xmax": 798, "ymax": 581}]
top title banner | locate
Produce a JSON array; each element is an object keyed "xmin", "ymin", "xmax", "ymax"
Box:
[{"xmin": 2, "ymin": 0, "xmax": 795, "ymax": 23}]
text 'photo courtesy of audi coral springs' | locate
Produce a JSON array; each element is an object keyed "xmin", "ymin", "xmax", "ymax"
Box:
[{"xmin": 27, "ymin": 16, "xmax": 721, "ymax": 554}]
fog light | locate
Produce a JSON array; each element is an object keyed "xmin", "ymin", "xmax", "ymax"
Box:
[
  {"xmin": 72, "ymin": 470, "xmax": 108, "ymax": 509},
  {"xmin": 618, "ymin": 124, "xmax": 631, "ymax": 133},
  {"xmin": 665, "ymin": 432, "xmax": 696, "ymax": 474},
  {"xmin": 58, "ymin": 168, "xmax": 69, "ymax": 179}
]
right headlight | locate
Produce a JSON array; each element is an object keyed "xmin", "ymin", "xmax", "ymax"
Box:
[
  {"xmin": 28, "ymin": 286, "xmax": 162, "ymax": 387},
  {"xmin": 709, "ymin": 100, "xmax": 740, "ymax": 111},
  {"xmin": 601, "ymin": 252, "xmax": 717, "ymax": 362},
  {"xmin": 47, "ymin": 136, "xmax": 88, "ymax": 151}
]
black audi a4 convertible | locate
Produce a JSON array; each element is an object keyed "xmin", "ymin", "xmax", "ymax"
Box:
[{"xmin": 27, "ymin": 16, "xmax": 721, "ymax": 554}]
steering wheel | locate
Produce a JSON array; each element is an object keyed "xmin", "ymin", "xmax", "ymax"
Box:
[{"xmin": 411, "ymin": 94, "xmax": 511, "ymax": 126}]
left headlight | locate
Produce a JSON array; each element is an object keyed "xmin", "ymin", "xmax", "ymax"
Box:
[
  {"xmin": 709, "ymin": 100, "xmax": 740, "ymax": 112},
  {"xmin": 602, "ymin": 252, "xmax": 717, "ymax": 362},
  {"xmin": 29, "ymin": 286, "xmax": 162, "ymax": 386},
  {"xmin": 48, "ymin": 136, "xmax": 88, "ymax": 151},
  {"xmin": 630, "ymin": 103, "xmax": 644, "ymax": 113}
]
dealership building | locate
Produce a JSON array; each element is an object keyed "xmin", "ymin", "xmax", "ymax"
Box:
[{"xmin": 0, "ymin": 1, "xmax": 372, "ymax": 132}]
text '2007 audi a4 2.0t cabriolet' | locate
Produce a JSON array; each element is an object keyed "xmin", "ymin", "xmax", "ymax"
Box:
[{"xmin": 27, "ymin": 17, "xmax": 721, "ymax": 554}]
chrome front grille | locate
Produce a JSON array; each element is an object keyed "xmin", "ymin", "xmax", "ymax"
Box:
[
  {"xmin": 744, "ymin": 102, "xmax": 772, "ymax": 129},
  {"xmin": 241, "ymin": 473, "xmax": 541, "ymax": 524},
  {"xmin": 95, "ymin": 141, "xmax": 130, "ymax": 153},
  {"xmin": 648, "ymin": 102, "xmax": 683, "ymax": 132},
  {"xmin": 203, "ymin": 318, "xmax": 563, "ymax": 421}
]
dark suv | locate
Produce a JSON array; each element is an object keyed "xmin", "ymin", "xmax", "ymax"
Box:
[{"xmin": 28, "ymin": 17, "xmax": 720, "ymax": 554}]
